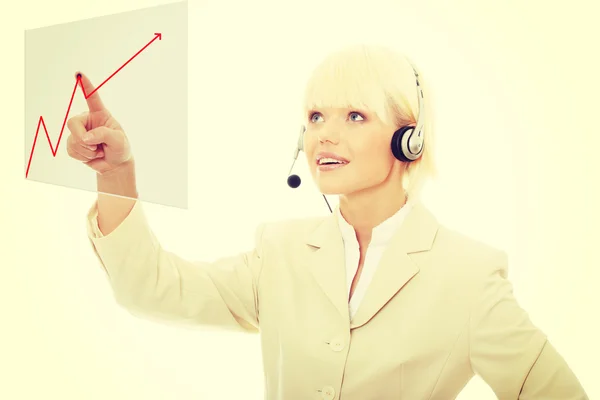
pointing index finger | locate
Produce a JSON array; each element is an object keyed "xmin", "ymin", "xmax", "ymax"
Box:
[{"xmin": 75, "ymin": 71, "xmax": 106, "ymax": 112}]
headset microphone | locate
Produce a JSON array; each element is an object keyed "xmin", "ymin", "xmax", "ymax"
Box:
[
  {"xmin": 286, "ymin": 125, "xmax": 332, "ymax": 212},
  {"xmin": 287, "ymin": 174, "xmax": 301, "ymax": 189},
  {"xmin": 287, "ymin": 126, "xmax": 305, "ymax": 188}
]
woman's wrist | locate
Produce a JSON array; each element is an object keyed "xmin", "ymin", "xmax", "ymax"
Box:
[{"xmin": 97, "ymin": 158, "xmax": 138, "ymax": 199}]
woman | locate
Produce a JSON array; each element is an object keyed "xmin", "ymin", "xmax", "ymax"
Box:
[{"xmin": 67, "ymin": 45, "xmax": 588, "ymax": 399}]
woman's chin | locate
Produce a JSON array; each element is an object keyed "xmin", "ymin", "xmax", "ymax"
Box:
[{"xmin": 316, "ymin": 180, "xmax": 354, "ymax": 196}]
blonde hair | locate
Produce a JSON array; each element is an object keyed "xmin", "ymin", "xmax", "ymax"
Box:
[{"xmin": 301, "ymin": 44, "xmax": 438, "ymax": 201}]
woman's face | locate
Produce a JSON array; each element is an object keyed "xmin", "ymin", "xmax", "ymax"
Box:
[{"xmin": 303, "ymin": 106, "xmax": 405, "ymax": 196}]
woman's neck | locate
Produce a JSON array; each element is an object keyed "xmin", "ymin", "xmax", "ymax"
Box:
[{"xmin": 338, "ymin": 183, "xmax": 407, "ymax": 244}]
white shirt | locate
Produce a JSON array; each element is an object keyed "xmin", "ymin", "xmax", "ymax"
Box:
[{"xmin": 335, "ymin": 200, "xmax": 414, "ymax": 320}]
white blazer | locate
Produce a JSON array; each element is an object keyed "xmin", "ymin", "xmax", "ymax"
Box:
[{"xmin": 86, "ymin": 198, "xmax": 588, "ymax": 399}]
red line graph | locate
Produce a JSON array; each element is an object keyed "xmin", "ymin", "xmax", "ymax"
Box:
[{"xmin": 25, "ymin": 32, "xmax": 162, "ymax": 178}]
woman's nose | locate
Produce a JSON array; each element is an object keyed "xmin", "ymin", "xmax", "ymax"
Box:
[{"xmin": 317, "ymin": 126, "xmax": 341, "ymax": 144}]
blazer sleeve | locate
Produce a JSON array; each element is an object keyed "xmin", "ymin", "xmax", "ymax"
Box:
[
  {"xmin": 469, "ymin": 250, "xmax": 588, "ymax": 399},
  {"xmin": 85, "ymin": 200, "xmax": 266, "ymax": 333}
]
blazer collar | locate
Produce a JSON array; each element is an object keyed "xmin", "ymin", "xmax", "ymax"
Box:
[{"xmin": 304, "ymin": 199, "xmax": 439, "ymax": 329}]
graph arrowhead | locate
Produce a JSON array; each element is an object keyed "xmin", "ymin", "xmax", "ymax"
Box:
[{"xmin": 154, "ymin": 32, "xmax": 162, "ymax": 40}]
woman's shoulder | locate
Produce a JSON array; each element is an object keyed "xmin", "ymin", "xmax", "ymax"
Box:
[
  {"xmin": 435, "ymin": 224, "xmax": 504, "ymax": 257},
  {"xmin": 400, "ymin": 200, "xmax": 506, "ymax": 266},
  {"xmin": 430, "ymin": 223, "xmax": 509, "ymax": 281}
]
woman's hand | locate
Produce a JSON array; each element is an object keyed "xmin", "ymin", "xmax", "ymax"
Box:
[{"xmin": 66, "ymin": 72, "xmax": 132, "ymax": 174}]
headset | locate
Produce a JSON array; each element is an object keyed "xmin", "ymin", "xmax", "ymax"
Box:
[{"xmin": 286, "ymin": 60, "xmax": 425, "ymax": 214}]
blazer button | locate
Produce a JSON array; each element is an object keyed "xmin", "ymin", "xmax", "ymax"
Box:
[
  {"xmin": 321, "ymin": 386, "xmax": 335, "ymax": 400},
  {"xmin": 329, "ymin": 337, "xmax": 345, "ymax": 352}
]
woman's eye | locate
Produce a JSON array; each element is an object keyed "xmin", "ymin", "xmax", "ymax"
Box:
[
  {"xmin": 349, "ymin": 112, "xmax": 364, "ymax": 122},
  {"xmin": 310, "ymin": 113, "xmax": 324, "ymax": 123}
]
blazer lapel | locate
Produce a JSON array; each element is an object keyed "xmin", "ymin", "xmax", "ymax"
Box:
[
  {"xmin": 350, "ymin": 200, "xmax": 439, "ymax": 329},
  {"xmin": 303, "ymin": 200, "xmax": 439, "ymax": 328},
  {"xmin": 305, "ymin": 210, "xmax": 349, "ymax": 324}
]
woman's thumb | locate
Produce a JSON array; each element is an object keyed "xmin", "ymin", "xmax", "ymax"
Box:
[{"xmin": 83, "ymin": 126, "xmax": 122, "ymax": 147}]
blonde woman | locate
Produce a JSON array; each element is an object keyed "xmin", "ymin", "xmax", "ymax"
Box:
[{"xmin": 67, "ymin": 45, "xmax": 587, "ymax": 399}]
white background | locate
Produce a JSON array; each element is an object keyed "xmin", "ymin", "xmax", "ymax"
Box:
[{"xmin": 1, "ymin": 0, "xmax": 598, "ymax": 399}]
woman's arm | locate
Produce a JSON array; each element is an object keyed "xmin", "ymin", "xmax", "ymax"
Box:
[
  {"xmin": 518, "ymin": 340, "xmax": 587, "ymax": 399},
  {"xmin": 87, "ymin": 169, "xmax": 266, "ymax": 332},
  {"xmin": 67, "ymin": 72, "xmax": 264, "ymax": 331},
  {"xmin": 469, "ymin": 251, "xmax": 588, "ymax": 399}
]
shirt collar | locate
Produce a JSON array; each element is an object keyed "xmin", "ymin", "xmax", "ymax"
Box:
[{"xmin": 336, "ymin": 198, "xmax": 415, "ymax": 247}]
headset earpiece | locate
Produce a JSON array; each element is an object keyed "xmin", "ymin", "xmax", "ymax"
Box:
[
  {"xmin": 391, "ymin": 125, "xmax": 424, "ymax": 162},
  {"xmin": 390, "ymin": 59, "xmax": 425, "ymax": 163}
]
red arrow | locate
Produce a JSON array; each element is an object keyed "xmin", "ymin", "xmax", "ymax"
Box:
[{"xmin": 25, "ymin": 32, "xmax": 162, "ymax": 178}]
